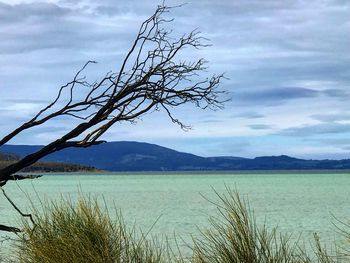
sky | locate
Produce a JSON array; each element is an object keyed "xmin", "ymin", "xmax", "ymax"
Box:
[{"xmin": 0, "ymin": 0, "xmax": 349, "ymax": 159}]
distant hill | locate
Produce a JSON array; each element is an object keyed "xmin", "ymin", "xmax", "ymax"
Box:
[
  {"xmin": 0, "ymin": 142, "xmax": 209, "ymax": 171},
  {"xmin": 1, "ymin": 141, "xmax": 350, "ymax": 171},
  {"xmin": 0, "ymin": 152, "xmax": 98, "ymax": 173}
]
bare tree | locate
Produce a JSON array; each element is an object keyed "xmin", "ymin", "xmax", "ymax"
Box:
[{"xmin": 0, "ymin": 5, "xmax": 225, "ymax": 232}]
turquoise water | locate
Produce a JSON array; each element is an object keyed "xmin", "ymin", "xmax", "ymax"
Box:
[{"xmin": 1, "ymin": 172, "xmax": 350, "ymax": 253}]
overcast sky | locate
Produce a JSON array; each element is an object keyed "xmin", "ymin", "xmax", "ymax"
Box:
[{"xmin": 1, "ymin": 0, "xmax": 349, "ymax": 159}]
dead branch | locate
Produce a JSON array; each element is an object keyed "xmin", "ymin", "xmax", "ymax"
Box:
[
  {"xmin": 0, "ymin": 224, "xmax": 20, "ymax": 233},
  {"xmin": 1, "ymin": 187, "xmax": 35, "ymax": 227},
  {"xmin": 0, "ymin": 4, "xmax": 225, "ymax": 186}
]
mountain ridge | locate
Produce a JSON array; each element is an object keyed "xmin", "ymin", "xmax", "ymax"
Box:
[{"xmin": 1, "ymin": 141, "xmax": 350, "ymax": 171}]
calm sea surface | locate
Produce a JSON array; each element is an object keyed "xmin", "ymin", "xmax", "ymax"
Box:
[{"xmin": 1, "ymin": 172, "xmax": 350, "ymax": 253}]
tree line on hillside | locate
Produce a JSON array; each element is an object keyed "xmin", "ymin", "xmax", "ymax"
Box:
[{"xmin": 0, "ymin": 152, "xmax": 97, "ymax": 172}]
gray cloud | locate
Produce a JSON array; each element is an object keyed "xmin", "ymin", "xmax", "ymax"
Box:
[
  {"xmin": 248, "ymin": 124, "xmax": 272, "ymax": 130},
  {"xmin": 232, "ymin": 87, "xmax": 320, "ymax": 106},
  {"xmin": 311, "ymin": 113, "xmax": 350, "ymax": 122},
  {"xmin": 323, "ymin": 89, "xmax": 350, "ymax": 99},
  {"xmin": 0, "ymin": 2, "xmax": 136, "ymax": 55},
  {"xmin": 0, "ymin": 2, "xmax": 70, "ymax": 22},
  {"xmin": 200, "ymin": 119, "xmax": 223, "ymax": 124},
  {"xmin": 232, "ymin": 86, "xmax": 350, "ymax": 106},
  {"xmin": 230, "ymin": 112, "xmax": 264, "ymax": 119},
  {"xmin": 277, "ymin": 123, "xmax": 350, "ymax": 137}
]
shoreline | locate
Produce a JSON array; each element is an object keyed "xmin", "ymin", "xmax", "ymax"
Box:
[{"xmin": 21, "ymin": 169, "xmax": 350, "ymax": 176}]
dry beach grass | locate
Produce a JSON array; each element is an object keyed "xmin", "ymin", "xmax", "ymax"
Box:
[{"xmin": 3, "ymin": 189, "xmax": 350, "ymax": 263}]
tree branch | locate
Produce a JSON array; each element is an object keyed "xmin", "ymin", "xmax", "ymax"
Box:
[
  {"xmin": 1, "ymin": 187, "xmax": 35, "ymax": 227},
  {"xmin": 0, "ymin": 224, "xmax": 20, "ymax": 233},
  {"xmin": 0, "ymin": 4, "xmax": 226, "ymax": 187}
]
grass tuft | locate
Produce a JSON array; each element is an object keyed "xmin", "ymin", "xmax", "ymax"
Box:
[
  {"xmin": 190, "ymin": 187, "xmax": 347, "ymax": 263},
  {"xmin": 16, "ymin": 196, "xmax": 168, "ymax": 263},
  {"xmin": 191, "ymin": 188, "xmax": 299, "ymax": 262}
]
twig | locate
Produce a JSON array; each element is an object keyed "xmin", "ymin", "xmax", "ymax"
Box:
[
  {"xmin": 0, "ymin": 186, "xmax": 35, "ymax": 227},
  {"xmin": 0, "ymin": 224, "xmax": 20, "ymax": 233}
]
